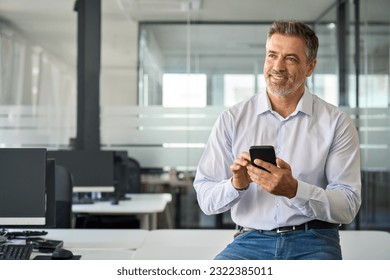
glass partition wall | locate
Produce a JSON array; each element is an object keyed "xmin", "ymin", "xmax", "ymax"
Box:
[
  {"xmin": 135, "ymin": 1, "xmax": 389, "ymax": 229},
  {"xmin": 357, "ymin": 0, "xmax": 390, "ymax": 230}
]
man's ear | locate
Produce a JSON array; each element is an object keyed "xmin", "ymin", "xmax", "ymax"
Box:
[{"xmin": 306, "ymin": 58, "xmax": 317, "ymax": 77}]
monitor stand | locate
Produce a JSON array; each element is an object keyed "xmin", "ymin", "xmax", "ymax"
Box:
[
  {"xmin": 110, "ymin": 193, "xmax": 131, "ymax": 205},
  {"xmin": 72, "ymin": 193, "xmax": 94, "ymax": 204}
]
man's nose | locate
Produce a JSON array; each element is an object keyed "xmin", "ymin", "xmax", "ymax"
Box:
[{"xmin": 273, "ymin": 58, "xmax": 286, "ymax": 71}]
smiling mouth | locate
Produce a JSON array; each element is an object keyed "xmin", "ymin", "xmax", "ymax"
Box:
[{"xmin": 270, "ymin": 74, "xmax": 288, "ymax": 82}]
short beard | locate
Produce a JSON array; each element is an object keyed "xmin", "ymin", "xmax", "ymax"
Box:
[
  {"xmin": 269, "ymin": 89, "xmax": 290, "ymax": 97},
  {"xmin": 266, "ymin": 72, "xmax": 303, "ymax": 98},
  {"xmin": 267, "ymin": 82, "xmax": 297, "ymax": 97}
]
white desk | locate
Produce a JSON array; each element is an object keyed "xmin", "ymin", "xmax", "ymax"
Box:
[
  {"xmin": 132, "ymin": 229, "xmax": 390, "ymax": 260},
  {"xmin": 73, "ymin": 186, "xmax": 115, "ymax": 193},
  {"xmin": 57, "ymin": 248, "xmax": 135, "ymax": 260},
  {"xmin": 340, "ymin": 230, "xmax": 390, "ymax": 260},
  {"xmin": 72, "ymin": 193, "xmax": 172, "ymax": 230},
  {"xmin": 5, "ymin": 228, "xmax": 389, "ymax": 260},
  {"xmin": 132, "ymin": 229, "xmax": 235, "ymax": 260}
]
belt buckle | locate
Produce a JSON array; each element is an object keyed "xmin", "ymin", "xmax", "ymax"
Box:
[{"xmin": 276, "ymin": 225, "xmax": 296, "ymax": 233}]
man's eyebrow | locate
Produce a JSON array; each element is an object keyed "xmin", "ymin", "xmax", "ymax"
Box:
[
  {"xmin": 266, "ymin": 50, "xmax": 278, "ymax": 55},
  {"xmin": 266, "ymin": 50, "xmax": 300, "ymax": 59}
]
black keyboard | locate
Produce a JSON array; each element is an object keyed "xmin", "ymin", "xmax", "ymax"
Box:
[
  {"xmin": 0, "ymin": 244, "xmax": 33, "ymax": 260},
  {"xmin": 4, "ymin": 230, "xmax": 47, "ymax": 239}
]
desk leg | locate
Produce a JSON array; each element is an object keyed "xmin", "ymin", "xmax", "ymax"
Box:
[
  {"xmin": 150, "ymin": 213, "xmax": 157, "ymax": 230},
  {"xmin": 139, "ymin": 214, "xmax": 150, "ymax": 230}
]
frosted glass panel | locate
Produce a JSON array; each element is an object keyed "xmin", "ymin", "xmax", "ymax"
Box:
[
  {"xmin": 101, "ymin": 106, "xmax": 390, "ymax": 171},
  {"xmin": 0, "ymin": 105, "xmax": 75, "ymax": 148},
  {"xmin": 101, "ymin": 106, "xmax": 222, "ymax": 170},
  {"xmin": 1, "ymin": 105, "xmax": 389, "ymax": 171}
]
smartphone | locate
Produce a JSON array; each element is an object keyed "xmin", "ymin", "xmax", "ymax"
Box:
[{"xmin": 249, "ymin": 145, "xmax": 276, "ymax": 171}]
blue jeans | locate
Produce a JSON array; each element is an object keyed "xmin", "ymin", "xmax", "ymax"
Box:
[{"xmin": 214, "ymin": 228, "xmax": 342, "ymax": 260}]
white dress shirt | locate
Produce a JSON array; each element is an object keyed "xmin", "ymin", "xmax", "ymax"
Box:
[{"xmin": 194, "ymin": 88, "xmax": 361, "ymax": 230}]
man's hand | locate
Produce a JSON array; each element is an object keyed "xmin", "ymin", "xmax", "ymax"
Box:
[
  {"xmin": 230, "ymin": 152, "xmax": 252, "ymax": 190},
  {"xmin": 246, "ymin": 157, "xmax": 298, "ymax": 198}
]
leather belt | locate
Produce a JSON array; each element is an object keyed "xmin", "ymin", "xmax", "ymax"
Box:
[{"xmin": 239, "ymin": 220, "xmax": 340, "ymax": 234}]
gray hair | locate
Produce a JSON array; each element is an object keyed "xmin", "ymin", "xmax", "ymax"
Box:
[{"xmin": 267, "ymin": 21, "xmax": 319, "ymax": 63}]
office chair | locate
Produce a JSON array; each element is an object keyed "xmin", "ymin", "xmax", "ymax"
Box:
[
  {"xmin": 54, "ymin": 165, "xmax": 73, "ymax": 228},
  {"xmin": 110, "ymin": 154, "xmax": 141, "ymax": 203}
]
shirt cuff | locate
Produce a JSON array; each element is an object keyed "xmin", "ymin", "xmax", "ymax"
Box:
[
  {"xmin": 290, "ymin": 180, "xmax": 312, "ymax": 204},
  {"xmin": 227, "ymin": 177, "xmax": 248, "ymax": 194}
]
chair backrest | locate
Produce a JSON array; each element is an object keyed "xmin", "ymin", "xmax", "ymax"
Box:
[
  {"xmin": 127, "ymin": 157, "xmax": 141, "ymax": 193},
  {"xmin": 54, "ymin": 165, "xmax": 73, "ymax": 228}
]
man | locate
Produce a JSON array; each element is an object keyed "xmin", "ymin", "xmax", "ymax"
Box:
[{"xmin": 193, "ymin": 21, "xmax": 361, "ymax": 260}]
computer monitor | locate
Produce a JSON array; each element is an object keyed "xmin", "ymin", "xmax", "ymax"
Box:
[
  {"xmin": 0, "ymin": 148, "xmax": 54, "ymax": 227},
  {"xmin": 47, "ymin": 150, "xmax": 115, "ymax": 192}
]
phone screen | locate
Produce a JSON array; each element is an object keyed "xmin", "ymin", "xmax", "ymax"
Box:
[{"xmin": 249, "ymin": 145, "xmax": 276, "ymax": 171}]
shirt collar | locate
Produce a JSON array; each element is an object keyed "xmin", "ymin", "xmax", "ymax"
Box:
[
  {"xmin": 257, "ymin": 92, "xmax": 272, "ymax": 115},
  {"xmin": 296, "ymin": 87, "xmax": 313, "ymax": 116},
  {"xmin": 257, "ymin": 87, "xmax": 313, "ymax": 116}
]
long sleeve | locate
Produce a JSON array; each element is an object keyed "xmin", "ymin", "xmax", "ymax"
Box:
[
  {"xmin": 194, "ymin": 111, "xmax": 243, "ymax": 215},
  {"xmin": 290, "ymin": 113, "xmax": 361, "ymax": 224}
]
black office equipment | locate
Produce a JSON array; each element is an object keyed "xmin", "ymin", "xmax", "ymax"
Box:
[
  {"xmin": 0, "ymin": 148, "xmax": 54, "ymax": 227},
  {"xmin": 26, "ymin": 238, "xmax": 64, "ymax": 253},
  {"xmin": 3, "ymin": 230, "xmax": 48, "ymax": 239},
  {"xmin": 104, "ymin": 152, "xmax": 141, "ymax": 204},
  {"xmin": 45, "ymin": 159, "xmax": 57, "ymax": 227},
  {"xmin": 111, "ymin": 151, "xmax": 132, "ymax": 204},
  {"xmin": 47, "ymin": 150, "xmax": 137, "ymax": 205},
  {"xmin": 51, "ymin": 247, "xmax": 74, "ymax": 260},
  {"xmin": 54, "ymin": 165, "xmax": 73, "ymax": 228},
  {"xmin": 47, "ymin": 150, "xmax": 115, "ymax": 190},
  {"xmin": 0, "ymin": 244, "xmax": 33, "ymax": 260},
  {"xmin": 47, "ymin": 150, "xmax": 116, "ymax": 204},
  {"xmin": 127, "ymin": 157, "xmax": 141, "ymax": 194},
  {"xmin": 34, "ymin": 251, "xmax": 81, "ymax": 260}
]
